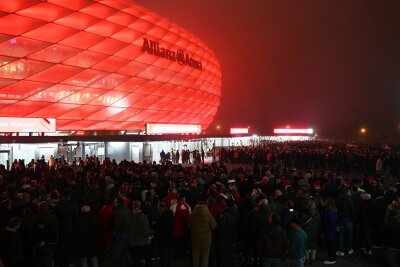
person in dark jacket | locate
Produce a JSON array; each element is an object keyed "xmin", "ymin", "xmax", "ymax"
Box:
[
  {"xmin": 287, "ymin": 216, "xmax": 307, "ymax": 267},
  {"xmin": 128, "ymin": 200, "xmax": 153, "ymax": 267},
  {"xmin": 257, "ymin": 213, "xmax": 289, "ymax": 267},
  {"xmin": 33, "ymin": 201, "xmax": 59, "ymax": 267},
  {"xmin": 336, "ymin": 187, "xmax": 355, "ymax": 256},
  {"xmin": 111, "ymin": 197, "xmax": 131, "ymax": 267},
  {"xmin": 244, "ymin": 198, "xmax": 271, "ymax": 266},
  {"xmin": 155, "ymin": 202, "xmax": 174, "ymax": 267},
  {"xmin": 323, "ymin": 198, "xmax": 338, "ymax": 264},
  {"xmin": 384, "ymin": 209, "xmax": 400, "ymax": 267},
  {"xmin": 0, "ymin": 217, "xmax": 24, "ymax": 267},
  {"xmin": 301, "ymin": 197, "xmax": 321, "ymax": 265},
  {"xmin": 359, "ymin": 193, "xmax": 375, "ymax": 255},
  {"xmin": 54, "ymin": 188, "xmax": 78, "ymax": 267},
  {"xmin": 215, "ymin": 196, "xmax": 239, "ymax": 267},
  {"xmin": 77, "ymin": 206, "xmax": 103, "ymax": 267}
]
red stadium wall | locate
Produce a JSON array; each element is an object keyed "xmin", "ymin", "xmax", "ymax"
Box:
[{"xmin": 0, "ymin": 0, "xmax": 221, "ymax": 131}]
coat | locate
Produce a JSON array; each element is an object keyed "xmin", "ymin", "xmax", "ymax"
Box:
[
  {"xmin": 128, "ymin": 212, "xmax": 153, "ymax": 247},
  {"xmin": 257, "ymin": 224, "xmax": 289, "ymax": 258},
  {"xmin": 324, "ymin": 208, "xmax": 338, "ymax": 241},
  {"xmin": 77, "ymin": 212, "xmax": 104, "ymax": 258},
  {"xmin": 301, "ymin": 206, "xmax": 321, "ymax": 249},
  {"xmin": 187, "ymin": 205, "xmax": 217, "ymax": 249}
]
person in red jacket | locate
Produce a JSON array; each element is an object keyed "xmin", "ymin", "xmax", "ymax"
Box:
[
  {"xmin": 171, "ymin": 193, "xmax": 191, "ymax": 260},
  {"xmin": 98, "ymin": 199, "xmax": 114, "ymax": 247}
]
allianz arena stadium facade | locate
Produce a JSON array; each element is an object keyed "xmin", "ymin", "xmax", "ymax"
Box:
[{"xmin": 0, "ymin": 0, "xmax": 221, "ymax": 132}]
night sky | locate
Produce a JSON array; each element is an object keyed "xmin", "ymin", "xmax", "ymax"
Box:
[{"xmin": 136, "ymin": 0, "xmax": 400, "ymax": 140}]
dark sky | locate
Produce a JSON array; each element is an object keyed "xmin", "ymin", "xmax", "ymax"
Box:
[{"xmin": 136, "ymin": 0, "xmax": 400, "ymax": 139}]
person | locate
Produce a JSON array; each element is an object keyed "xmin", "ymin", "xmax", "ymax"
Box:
[
  {"xmin": 257, "ymin": 213, "xmax": 289, "ymax": 267},
  {"xmin": 323, "ymin": 198, "xmax": 338, "ymax": 265},
  {"xmin": 77, "ymin": 206, "xmax": 103, "ymax": 267},
  {"xmin": 215, "ymin": 196, "xmax": 239, "ymax": 267},
  {"xmin": 0, "ymin": 217, "xmax": 24, "ymax": 267},
  {"xmin": 301, "ymin": 197, "xmax": 321, "ymax": 265},
  {"xmin": 33, "ymin": 201, "xmax": 59, "ymax": 267},
  {"xmin": 111, "ymin": 197, "xmax": 131, "ymax": 267},
  {"xmin": 287, "ymin": 216, "xmax": 307, "ymax": 267},
  {"xmin": 244, "ymin": 198, "xmax": 271, "ymax": 266},
  {"xmin": 171, "ymin": 193, "xmax": 191, "ymax": 260},
  {"xmin": 187, "ymin": 200, "xmax": 217, "ymax": 267},
  {"xmin": 154, "ymin": 202, "xmax": 174, "ymax": 267},
  {"xmin": 128, "ymin": 201, "xmax": 153, "ymax": 267},
  {"xmin": 336, "ymin": 187, "xmax": 355, "ymax": 256},
  {"xmin": 384, "ymin": 209, "xmax": 400, "ymax": 267}
]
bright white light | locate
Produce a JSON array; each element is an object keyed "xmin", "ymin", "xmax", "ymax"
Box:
[
  {"xmin": 252, "ymin": 134, "xmax": 258, "ymax": 138},
  {"xmin": 0, "ymin": 117, "xmax": 56, "ymax": 132},
  {"xmin": 146, "ymin": 123, "xmax": 201, "ymax": 134},
  {"xmin": 230, "ymin": 128, "xmax": 249, "ymax": 134},
  {"xmin": 274, "ymin": 128, "xmax": 314, "ymax": 134}
]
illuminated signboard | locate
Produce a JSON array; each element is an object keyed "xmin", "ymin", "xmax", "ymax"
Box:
[
  {"xmin": 274, "ymin": 128, "xmax": 314, "ymax": 134},
  {"xmin": 0, "ymin": 118, "xmax": 56, "ymax": 132},
  {"xmin": 146, "ymin": 123, "xmax": 201, "ymax": 134},
  {"xmin": 230, "ymin": 128, "xmax": 249, "ymax": 134}
]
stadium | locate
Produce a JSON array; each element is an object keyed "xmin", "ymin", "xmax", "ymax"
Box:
[{"xmin": 0, "ymin": 0, "xmax": 221, "ymax": 132}]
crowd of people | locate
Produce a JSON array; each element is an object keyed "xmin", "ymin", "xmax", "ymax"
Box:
[{"xmin": 0, "ymin": 140, "xmax": 400, "ymax": 267}]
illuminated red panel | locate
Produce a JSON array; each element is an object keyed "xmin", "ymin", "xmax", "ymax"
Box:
[
  {"xmin": 62, "ymin": 69, "xmax": 107, "ymax": 87},
  {"xmin": 135, "ymin": 80, "xmax": 163, "ymax": 95},
  {"xmin": 16, "ymin": 2, "xmax": 72, "ymax": 22},
  {"xmin": 0, "ymin": 0, "xmax": 221, "ymax": 131},
  {"xmin": 47, "ymin": 0, "xmax": 91, "ymax": 11},
  {"xmin": 92, "ymin": 56, "xmax": 130, "ymax": 72},
  {"xmin": 109, "ymin": 107, "xmax": 142, "ymax": 121},
  {"xmin": 22, "ymin": 23, "xmax": 78, "ymax": 43},
  {"xmin": 58, "ymin": 105, "xmax": 104, "ymax": 120},
  {"xmin": 115, "ymin": 60, "xmax": 148, "ymax": 77},
  {"xmin": 111, "ymin": 93, "xmax": 147, "ymax": 108},
  {"xmin": 59, "ymin": 88, "xmax": 108, "ymax": 104},
  {"xmin": 0, "ymin": 56, "xmax": 17, "ymax": 67},
  {"xmin": 54, "ymin": 12, "xmax": 100, "ymax": 30},
  {"xmin": 0, "ymin": 78, "xmax": 16, "ymax": 89},
  {"xmin": 113, "ymin": 77, "xmax": 147, "ymax": 92},
  {"xmin": 0, "ymin": 37, "xmax": 51, "ymax": 58},
  {"xmin": 0, "ymin": 99, "xmax": 17, "ymax": 109},
  {"xmin": 59, "ymin": 31, "xmax": 104, "ymax": 49},
  {"xmin": 63, "ymin": 50, "xmax": 108, "ymax": 68},
  {"xmin": 25, "ymin": 84, "xmax": 81, "ymax": 102},
  {"xmin": 0, "ymin": 80, "xmax": 51, "ymax": 100},
  {"xmin": 85, "ymin": 106, "xmax": 126, "ymax": 120},
  {"xmin": 80, "ymin": 2, "xmax": 117, "ymax": 19},
  {"xmin": 0, "ymin": 59, "xmax": 52, "ymax": 80},
  {"xmin": 29, "ymin": 103, "xmax": 80, "ymax": 117},
  {"xmin": 0, "ymin": 100, "xmax": 50, "ymax": 116},
  {"xmin": 28, "ymin": 64, "xmax": 84, "ymax": 83},
  {"xmin": 0, "ymin": 14, "xmax": 44, "ymax": 35},
  {"xmin": 87, "ymin": 90, "xmax": 129, "ymax": 105},
  {"xmin": 88, "ymin": 38, "xmax": 126, "ymax": 54},
  {"xmin": 90, "ymin": 73, "xmax": 130, "ymax": 89},
  {"xmin": 27, "ymin": 44, "xmax": 81, "ymax": 63},
  {"xmin": 106, "ymin": 11, "xmax": 136, "ymax": 26},
  {"xmin": 85, "ymin": 20, "xmax": 123, "ymax": 37},
  {"xmin": 111, "ymin": 27, "xmax": 141, "ymax": 43},
  {"xmin": 134, "ymin": 95, "xmax": 162, "ymax": 109},
  {"xmin": 0, "ymin": 0, "xmax": 38, "ymax": 13}
]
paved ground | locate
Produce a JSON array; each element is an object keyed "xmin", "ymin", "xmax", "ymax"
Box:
[{"xmin": 99, "ymin": 246, "xmax": 386, "ymax": 266}]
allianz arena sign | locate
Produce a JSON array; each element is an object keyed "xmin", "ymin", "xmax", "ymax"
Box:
[{"xmin": 0, "ymin": 0, "xmax": 221, "ymax": 132}]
